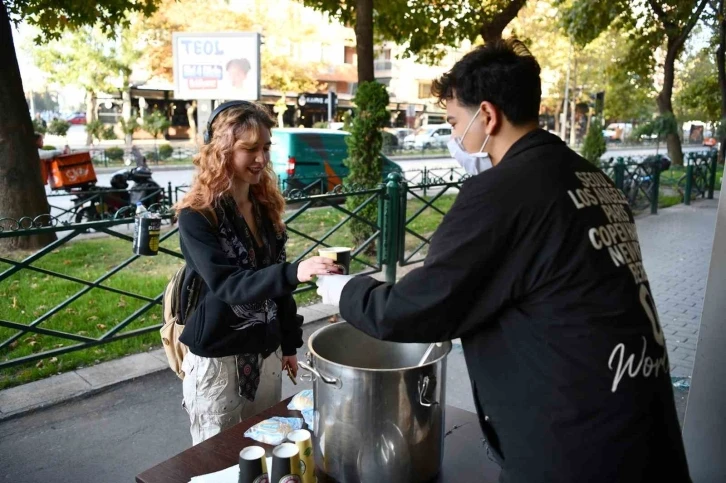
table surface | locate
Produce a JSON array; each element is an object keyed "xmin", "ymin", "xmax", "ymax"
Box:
[{"xmin": 136, "ymin": 397, "xmax": 501, "ymax": 483}]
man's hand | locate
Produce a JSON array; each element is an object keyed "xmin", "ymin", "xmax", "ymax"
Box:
[
  {"xmin": 282, "ymin": 355, "xmax": 298, "ymax": 378},
  {"xmin": 316, "ymin": 275, "xmax": 354, "ymax": 306}
]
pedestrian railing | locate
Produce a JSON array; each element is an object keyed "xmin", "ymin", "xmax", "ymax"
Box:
[
  {"xmin": 679, "ymin": 150, "xmax": 719, "ymax": 205},
  {"xmin": 600, "ymin": 150, "xmax": 718, "ymax": 214},
  {"xmin": 1, "ymin": 153, "xmax": 719, "ymax": 371},
  {"xmin": 0, "ymin": 185, "xmax": 388, "ymax": 370},
  {"xmin": 89, "ymin": 146, "xmax": 198, "ymax": 167},
  {"xmin": 46, "ymin": 186, "xmax": 170, "ymax": 223}
]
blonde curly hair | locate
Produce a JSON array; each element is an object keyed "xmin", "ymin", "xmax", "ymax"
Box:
[{"xmin": 175, "ymin": 102, "xmax": 285, "ymax": 231}]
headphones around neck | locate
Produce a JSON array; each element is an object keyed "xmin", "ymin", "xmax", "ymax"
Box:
[{"xmin": 203, "ymin": 100, "xmax": 254, "ymax": 144}]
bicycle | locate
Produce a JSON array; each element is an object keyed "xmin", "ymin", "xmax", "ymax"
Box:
[{"xmin": 677, "ymin": 164, "xmax": 709, "ymax": 201}]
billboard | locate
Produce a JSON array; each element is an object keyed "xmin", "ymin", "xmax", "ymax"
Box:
[{"xmin": 172, "ymin": 32, "xmax": 261, "ymax": 101}]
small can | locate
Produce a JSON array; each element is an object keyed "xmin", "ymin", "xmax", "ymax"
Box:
[{"xmin": 133, "ymin": 215, "xmax": 161, "ymax": 256}]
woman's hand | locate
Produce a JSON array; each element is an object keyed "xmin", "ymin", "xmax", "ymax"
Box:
[
  {"xmin": 282, "ymin": 355, "xmax": 298, "ymax": 378},
  {"xmin": 297, "ymin": 256, "xmax": 341, "ymax": 282}
]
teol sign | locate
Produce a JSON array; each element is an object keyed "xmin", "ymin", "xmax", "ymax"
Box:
[{"xmin": 172, "ymin": 32, "xmax": 261, "ymax": 101}]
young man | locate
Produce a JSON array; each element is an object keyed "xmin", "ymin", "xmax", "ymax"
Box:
[{"xmin": 316, "ymin": 39, "xmax": 691, "ymax": 482}]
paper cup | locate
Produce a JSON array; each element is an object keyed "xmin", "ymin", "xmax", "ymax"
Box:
[
  {"xmin": 287, "ymin": 429, "xmax": 314, "ymax": 483},
  {"xmin": 239, "ymin": 446, "xmax": 269, "ymax": 483},
  {"xmin": 271, "ymin": 443, "xmax": 301, "ymax": 483},
  {"xmin": 318, "ymin": 247, "xmax": 351, "ymax": 274}
]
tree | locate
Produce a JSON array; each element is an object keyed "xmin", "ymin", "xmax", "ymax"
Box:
[
  {"xmin": 31, "ymin": 25, "xmax": 133, "ymax": 146},
  {"xmin": 1, "ymin": 0, "xmax": 159, "ymax": 251},
  {"xmin": 47, "ymin": 118, "xmax": 71, "ymax": 138},
  {"xmin": 603, "ymin": 67, "xmax": 657, "ymax": 125},
  {"xmin": 299, "ymin": 0, "xmax": 531, "ymax": 66},
  {"xmin": 85, "ymin": 119, "xmax": 117, "ymax": 145},
  {"xmin": 344, "ymin": 82, "xmax": 390, "ymax": 249},
  {"xmin": 633, "ymin": 113, "xmax": 678, "ymax": 154},
  {"xmin": 581, "ymin": 117, "xmax": 607, "ymax": 164},
  {"xmin": 675, "ymin": 50, "xmax": 720, "ymax": 123},
  {"xmin": 119, "ymin": 112, "xmax": 141, "ymax": 141},
  {"xmin": 25, "ymin": 90, "xmax": 58, "ymax": 113},
  {"xmin": 142, "ymin": 110, "xmax": 171, "ymax": 146},
  {"xmin": 558, "ymin": 0, "xmax": 710, "ymax": 166}
]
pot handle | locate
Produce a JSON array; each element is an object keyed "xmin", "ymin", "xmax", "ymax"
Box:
[
  {"xmin": 419, "ymin": 375, "xmax": 439, "ymax": 407},
  {"xmin": 298, "ymin": 361, "xmax": 342, "ymax": 389}
]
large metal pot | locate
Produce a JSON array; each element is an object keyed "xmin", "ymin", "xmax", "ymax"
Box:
[{"xmin": 299, "ymin": 323, "xmax": 451, "ymax": 483}]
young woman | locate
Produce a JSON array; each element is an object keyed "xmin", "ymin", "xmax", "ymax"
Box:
[{"xmin": 175, "ymin": 101, "xmax": 338, "ymax": 445}]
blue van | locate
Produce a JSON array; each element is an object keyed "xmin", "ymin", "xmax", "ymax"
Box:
[{"xmin": 270, "ymin": 128, "xmax": 402, "ymax": 194}]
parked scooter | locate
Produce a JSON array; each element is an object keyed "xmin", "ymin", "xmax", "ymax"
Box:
[{"xmin": 71, "ymin": 166, "xmax": 164, "ymax": 223}]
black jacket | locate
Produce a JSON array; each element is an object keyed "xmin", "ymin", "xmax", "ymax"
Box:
[
  {"xmin": 177, "ymin": 207, "xmax": 302, "ymax": 358},
  {"xmin": 340, "ymin": 129, "xmax": 691, "ymax": 483}
]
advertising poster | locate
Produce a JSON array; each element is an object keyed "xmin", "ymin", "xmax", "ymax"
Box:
[{"xmin": 173, "ymin": 32, "xmax": 261, "ymax": 101}]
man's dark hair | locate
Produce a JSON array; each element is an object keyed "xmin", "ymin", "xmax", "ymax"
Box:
[
  {"xmin": 432, "ymin": 38, "xmax": 541, "ymax": 125},
  {"xmin": 226, "ymin": 58, "xmax": 251, "ymax": 73},
  {"xmin": 34, "ymin": 132, "xmax": 43, "ymax": 142}
]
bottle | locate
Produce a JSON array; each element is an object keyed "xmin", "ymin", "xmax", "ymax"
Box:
[{"xmin": 135, "ymin": 202, "xmax": 148, "ymax": 216}]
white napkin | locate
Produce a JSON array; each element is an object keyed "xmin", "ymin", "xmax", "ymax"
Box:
[{"xmin": 189, "ymin": 458, "xmax": 273, "ymax": 483}]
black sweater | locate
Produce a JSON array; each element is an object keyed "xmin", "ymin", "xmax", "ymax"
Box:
[
  {"xmin": 177, "ymin": 207, "xmax": 302, "ymax": 358},
  {"xmin": 340, "ymin": 129, "xmax": 691, "ymax": 483}
]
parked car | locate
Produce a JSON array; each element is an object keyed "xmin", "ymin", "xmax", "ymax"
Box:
[
  {"xmin": 385, "ymin": 128, "xmax": 414, "ymax": 145},
  {"xmin": 66, "ymin": 112, "xmax": 87, "ymax": 125},
  {"xmin": 602, "ymin": 123, "xmax": 633, "ymax": 142},
  {"xmin": 403, "ymin": 124, "xmax": 452, "ymax": 149},
  {"xmin": 270, "ymin": 128, "xmax": 402, "ymax": 194}
]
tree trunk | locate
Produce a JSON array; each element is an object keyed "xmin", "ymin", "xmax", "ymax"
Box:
[
  {"xmin": 354, "ymin": 0, "xmax": 374, "ymax": 83},
  {"xmin": 122, "ymin": 87, "xmax": 132, "ymax": 147},
  {"xmin": 657, "ymin": 38, "xmax": 683, "ymax": 166},
  {"xmin": 85, "ymin": 90, "xmax": 97, "ymax": 145},
  {"xmin": 717, "ymin": 0, "xmax": 726, "ymax": 164},
  {"xmin": 479, "ymin": 0, "xmax": 528, "ymax": 43},
  {"xmin": 0, "ymin": 0, "xmax": 56, "ymax": 251}
]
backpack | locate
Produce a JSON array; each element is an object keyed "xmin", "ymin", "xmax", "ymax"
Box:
[{"xmin": 160, "ymin": 210, "xmax": 215, "ymax": 379}]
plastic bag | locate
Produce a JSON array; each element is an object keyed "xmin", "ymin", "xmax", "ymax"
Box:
[
  {"xmin": 301, "ymin": 409, "xmax": 314, "ymax": 431},
  {"xmin": 243, "ymin": 416, "xmax": 304, "ymax": 446},
  {"xmin": 287, "ymin": 389, "xmax": 314, "ymax": 411}
]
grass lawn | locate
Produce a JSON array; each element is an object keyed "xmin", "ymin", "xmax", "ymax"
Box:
[{"xmin": 0, "ymin": 192, "xmax": 457, "ymax": 389}]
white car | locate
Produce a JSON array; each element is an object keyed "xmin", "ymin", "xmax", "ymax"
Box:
[{"xmin": 403, "ymin": 124, "xmax": 452, "ymax": 149}]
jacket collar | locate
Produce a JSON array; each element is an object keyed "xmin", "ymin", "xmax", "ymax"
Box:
[{"xmin": 499, "ymin": 128, "xmax": 566, "ymax": 164}]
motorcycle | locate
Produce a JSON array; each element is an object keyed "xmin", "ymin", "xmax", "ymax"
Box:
[{"xmin": 71, "ymin": 166, "xmax": 164, "ymax": 223}]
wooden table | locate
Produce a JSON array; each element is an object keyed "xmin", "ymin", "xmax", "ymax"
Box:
[{"xmin": 136, "ymin": 397, "xmax": 501, "ymax": 482}]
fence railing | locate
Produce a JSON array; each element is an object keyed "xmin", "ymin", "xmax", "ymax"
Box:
[
  {"xmin": 0, "ymin": 185, "xmax": 389, "ymax": 369},
  {"xmin": 600, "ymin": 149, "xmax": 718, "ymax": 214},
  {"xmin": 681, "ymin": 150, "xmax": 719, "ymax": 205},
  {"xmin": 88, "ymin": 146, "xmax": 198, "ymax": 167},
  {"xmin": 46, "ymin": 185, "xmax": 169, "ymax": 223},
  {"xmin": 0, "ymin": 153, "xmax": 719, "ymax": 370}
]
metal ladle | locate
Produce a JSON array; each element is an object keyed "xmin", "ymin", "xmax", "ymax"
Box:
[{"xmin": 417, "ymin": 342, "xmax": 443, "ymax": 366}]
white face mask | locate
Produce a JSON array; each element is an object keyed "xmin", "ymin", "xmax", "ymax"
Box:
[{"xmin": 447, "ymin": 109, "xmax": 493, "ymax": 175}]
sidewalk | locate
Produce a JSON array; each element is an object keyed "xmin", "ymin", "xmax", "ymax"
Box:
[
  {"xmin": 0, "ymin": 195, "xmax": 718, "ymax": 422},
  {"xmin": 0, "ymin": 303, "xmax": 340, "ymax": 422}
]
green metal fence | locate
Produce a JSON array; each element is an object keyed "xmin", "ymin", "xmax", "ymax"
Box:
[
  {"xmin": 0, "ymin": 186, "xmax": 388, "ymax": 370},
  {"xmin": 600, "ymin": 150, "xmax": 718, "ymax": 214},
  {"xmin": 0, "ymin": 153, "xmax": 719, "ymax": 370},
  {"xmin": 680, "ymin": 150, "xmax": 719, "ymax": 205}
]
